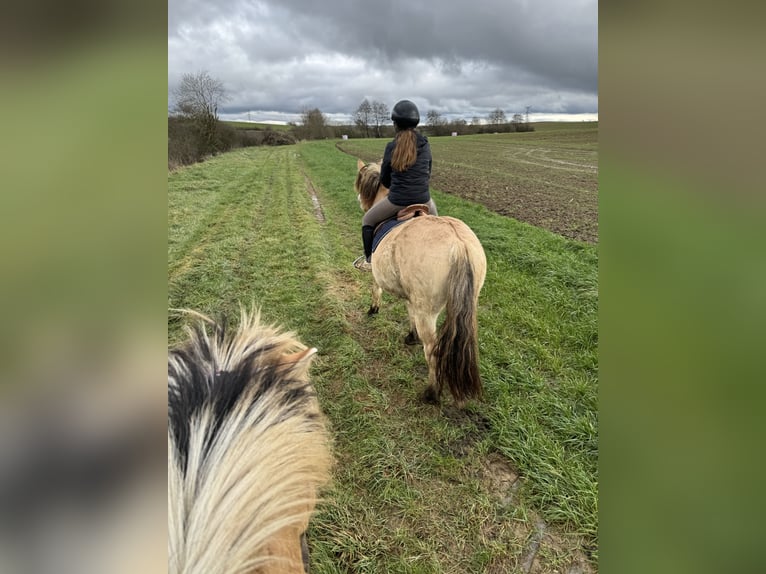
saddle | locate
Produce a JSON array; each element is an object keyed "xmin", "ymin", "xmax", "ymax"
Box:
[
  {"xmin": 373, "ymin": 204, "xmax": 431, "ymax": 235},
  {"xmin": 371, "ymin": 204, "xmax": 432, "ymax": 253},
  {"xmin": 396, "ymin": 203, "xmax": 431, "ymax": 221}
]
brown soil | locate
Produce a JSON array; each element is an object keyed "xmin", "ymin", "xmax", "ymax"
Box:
[
  {"xmin": 479, "ymin": 453, "xmax": 596, "ymax": 574},
  {"xmin": 429, "ymin": 167, "xmax": 598, "ymax": 244},
  {"xmin": 338, "ymin": 130, "xmax": 599, "ymax": 244}
]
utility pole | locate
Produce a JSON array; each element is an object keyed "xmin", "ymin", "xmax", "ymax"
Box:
[{"xmin": 525, "ymin": 106, "xmax": 531, "ymax": 124}]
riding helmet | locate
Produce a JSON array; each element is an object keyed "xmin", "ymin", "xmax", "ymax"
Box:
[{"xmin": 391, "ymin": 99, "xmax": 420, "ymax": 128}]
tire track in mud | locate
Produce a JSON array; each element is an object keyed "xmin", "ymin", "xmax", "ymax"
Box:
[{"xmin": 300, "ymin": 167, "xmax": 326, "ymax": 223}]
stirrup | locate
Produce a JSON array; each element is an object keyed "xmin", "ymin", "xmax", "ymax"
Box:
[{"xmin": 353, "ymin": 255, "xmax": 372, "ymax": 271}]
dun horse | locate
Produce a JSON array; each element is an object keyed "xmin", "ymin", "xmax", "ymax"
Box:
[
  {"xmin": 168, "ymin": 308, "xmax": 332, "ymax": 574},
  {"xmin": 354, "ymin": 159, "xmax": 487, "ymax": 406}
]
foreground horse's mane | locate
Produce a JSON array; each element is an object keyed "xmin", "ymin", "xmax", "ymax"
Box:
[
  {"xmin": 355, "ymin": 162, "xmax": 382, "ymax": 211},
  {"xmin": 168, "ymin": 307, "xmax": 332, "ymax": 574}
]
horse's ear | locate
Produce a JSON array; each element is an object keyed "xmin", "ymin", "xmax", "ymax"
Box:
[
  {"xmin": 357, "ymin": 159, "xmax": 365, "ymax": 170},
  {"xmin": 278, "ymin": 347, "xmax": 318, "ymax": 378}
]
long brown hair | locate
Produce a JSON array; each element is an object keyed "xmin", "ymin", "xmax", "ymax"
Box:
[{"xmin": 391, "ymin": 128, "xmax": 417, "ymax": 171}]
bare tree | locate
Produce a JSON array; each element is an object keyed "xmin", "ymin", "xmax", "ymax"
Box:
[
  {"xmin": 172, "ymin": 70, "xmax": 229, "ymax": 155},
  {"xmin": 426, "ymin": 110, "xmax": 448, "ymax": 136},
  {"xmin": 173, "ymin": 70, "xmax": 228, "ymax": 118},
  {"xmin": 512, "ymin": 113, "xmax": 524, "ymax": 124},
  {"xmin": 371, "ymin": 100, "xmax": 389, "ymax": 137},
  {"xmin": 488, "ymin": 108, "xmax": 507, "ymax": 127},
  {"xmin": 354, "ymin": 99, "xmax": 372, "ymax": 138},
  {"xmin": 426, "ymin": 109, "xmax": 442, "ymax": 126}
]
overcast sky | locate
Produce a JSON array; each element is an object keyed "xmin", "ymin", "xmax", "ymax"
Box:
[{"xmin": 168, "ymin": 0, "xmax": 597, "ymax": 124}]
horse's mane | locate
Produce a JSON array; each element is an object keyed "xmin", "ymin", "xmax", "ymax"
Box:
[
  {"xmin": 355, "ymin": 162, "xmax": 382, "ymax": 211},
  {"xmin": 168, "ymin": 307, "xmax": 332, "ymax": 574}
]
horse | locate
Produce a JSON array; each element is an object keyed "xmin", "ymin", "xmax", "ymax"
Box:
[
  {"xmin": 354, "ymin": 159, "xmax": 487, "ymax": 407},
  {"xmin": 168, "ymin": 307, "xmax": 332, "ymax": 574}
]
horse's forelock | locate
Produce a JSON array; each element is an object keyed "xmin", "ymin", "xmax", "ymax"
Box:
[{"xmin": 355, "ymin": 163, "xmax": 381, "ymax": 210}]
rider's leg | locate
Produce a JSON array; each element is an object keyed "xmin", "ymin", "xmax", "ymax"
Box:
[
  {"xmin": 362, "ymin": 197, "xmax": 402, "ymax": 228},
  {"xmin": 427, "ymin": 198, "xmax": 438, "ymax": 216},
  {"xmin": 358, "ymin": 198, "xmax": 402, "ymax": 264},
  {"xmin": 362, "ymin": 225, "xmax": 375, "ymax": 262}
]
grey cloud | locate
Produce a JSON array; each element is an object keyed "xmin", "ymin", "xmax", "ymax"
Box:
[
  {"xmin": 168, "ymin": 0, "xmax": 597, "ymax": 120},
  {"xmin": 259, "ymin": 0, "xmax": 597, "ymax": 90}
]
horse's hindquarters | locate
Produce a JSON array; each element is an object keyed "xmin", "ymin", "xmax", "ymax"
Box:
[
  {"xmin": 370, "ymin": 216, "xmax": 486, "ymax": 404},
  {"xmin": 373, "ymin": 217, "xmax": 485, "ymax": 304}
]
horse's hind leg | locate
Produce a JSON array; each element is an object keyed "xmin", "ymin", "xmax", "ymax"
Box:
[
  {"xmin": 411, "ymin": 311, "xmax": 440, "ymax": 404},
  {"xmin": 404, "ymin": 305, "xmax": 421, "ymax": 345}
]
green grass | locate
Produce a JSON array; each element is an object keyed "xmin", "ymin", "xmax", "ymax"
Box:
[
  {"xmin": 168, "ymin": 136, "xmax": 598, "ymax": 572},
  {"xmin": 223, "ymin": 120, "xmax": 293, "ymax": 131}
]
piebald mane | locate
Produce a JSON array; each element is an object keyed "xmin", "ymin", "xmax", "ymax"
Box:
[{"xmin": 168, "ymin": 307, "xmax": 332, "ymax": 574}]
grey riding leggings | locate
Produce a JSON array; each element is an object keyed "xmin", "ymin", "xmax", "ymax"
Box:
[{"xmin": 362, "ymin": 197, "xmax": 438, "ymax": 227}]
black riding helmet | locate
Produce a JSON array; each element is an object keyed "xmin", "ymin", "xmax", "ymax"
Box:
[{"xmin": 391, "ymin": 99, "xmax": 420, "ymax": 128}]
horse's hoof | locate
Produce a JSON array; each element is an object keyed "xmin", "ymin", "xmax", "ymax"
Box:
[
  {"xmin": 367, "ymin": 306, "xmax": 379, "ymax": 316},
  {"xmin": 422, "ymin": 386, "xmax": 440, "ymax": 405},
  {"xmin": 404, "ymin": 331, "xmax": 420, "ymax": 345}
]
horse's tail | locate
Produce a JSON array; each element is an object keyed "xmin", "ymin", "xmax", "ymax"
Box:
[
  {"xmin": 168, "ymin": 307, "xmax": 332, "ymax": 574},
  {"xmin": 434, "ymin": 246, "xmax": 483, "ymax": 404}
]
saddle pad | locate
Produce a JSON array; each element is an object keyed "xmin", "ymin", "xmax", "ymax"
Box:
[{"xmin": 371, "ymin": 218, "xmax": 405, "ymax": 253}]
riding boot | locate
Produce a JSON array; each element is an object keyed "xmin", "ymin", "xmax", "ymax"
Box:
[{"xmin": 362, "ymin": 225, "xmax": 375, "ymax": 262}]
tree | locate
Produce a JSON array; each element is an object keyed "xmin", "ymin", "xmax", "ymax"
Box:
[
  {"xmin": 299, "ymin": 108, "xmax": 329, "ymax": 140},
  {"xmin": 511, "ymin": 110, "xmax": 535, "ymax": 132},
  {"xmin": 172, "ymin": 70, "xmax": 229, "ymax": 155},
  {"xmin": 354, "ymin": 99, "xmax": 372, "ymax": 138},
  {"xmin": 488, "ymin": 108, "xmax": 507, "ymax": 127},
  {"xmin": 426, "ymin": 109, "xmax": 442, "ymax": 126},
  {"xmin": 371, "ymin": 100, "xmax": 389, "ymax": 138},
  {"xmin": 426, "ymin": 110, "xmax": 448, "ymax": 136},
  {"xmin": 173, "ymin": 70, "xmax": 228, "ymax": 118},
  {"xmin": 449, "ymin": 118, "xmax": 467, "ymax": 134}
]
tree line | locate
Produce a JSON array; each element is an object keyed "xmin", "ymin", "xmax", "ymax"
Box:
[
  {"xmin": 345, "ymin": 99, "xmax": 534, "ymax": 137},
  {"xmin": 168, "ymin": 71, "xmax": 533, "ymax": 169},
  {"xmin": 169, "ymin": 71, "xmax": 303, "ymax": 169}
]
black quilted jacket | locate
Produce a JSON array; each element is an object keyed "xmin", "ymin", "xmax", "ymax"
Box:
[{"xmin": 380, "ymin": 132, "xmax": 432, "ymax": 206}]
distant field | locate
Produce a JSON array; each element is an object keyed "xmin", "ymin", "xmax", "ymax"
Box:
[
  {"xmin": 339, "ymin": 122, "xmax": 598, "ymax": 243},
  {"xmin": 168, "ymin": 138, "xmax": 598, "ymax": 572},
  {"xmin": 223, "ymin": 120, "xmax": 293, "ymax": 132}
]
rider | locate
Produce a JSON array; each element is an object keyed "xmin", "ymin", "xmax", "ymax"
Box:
[{"xmin": 354, "ymin": 99, "xmax": 438, "ymax": 271}]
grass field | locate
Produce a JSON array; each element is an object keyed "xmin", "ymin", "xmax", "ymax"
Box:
[
  {"xmin": 223, "ymin": 120, "xmax": 294, "ymax": 131},
  {"xmin": 338, "ymin": 122, "xmax": 598, "ymax": 243},
  {"xmin": 168, "ymin": 134, "xmax": 598, "ymax": 573}
]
